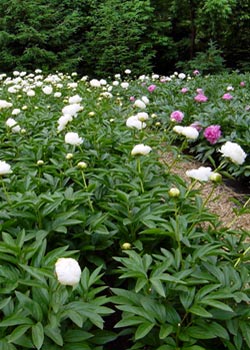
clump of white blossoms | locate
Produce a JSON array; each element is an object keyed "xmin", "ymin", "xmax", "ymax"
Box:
[
  {"xmin": 61, "ymin": 103, "xmax": 83, "ymax": 118},
  {"xmin": 186, "ymin": 166, "xmax": 213, "ymax": 182},
  {"xmin": 0, "ymin": 161, "xmax": 12, "ymax": 175},
  {"xmin": 126, "ymin": 115, "xmax": 146, "ymax": 130},
  {"xmin": 173, "ymin": 125, "xmax": 199, "ymax": 140},
  {"xmin": 68, "ymin": 94, "xmax": 82, "ymax": 104},
  {"xmin": 6, "ymin": 118, "xmax": 21, "ymax": 133},
  {"xmin": 0, "ymin": 100, "xmax": 13, "ymax": 109},
  {"xmin": 133, "ymin": 99, "xmax": 146, "ymax": 109},
  {"xmin": 42, "ymin": 85, "xmax": 53, "ymax": 95},
  {"xmin": 219, "ymin": 141, "xmax": 247, "ymax": 165},
  {"xmin": 65, "ymin": 132, "xmax": 83, "ymax": 146},
  {"xmin": 131, "ymin": 144, "xmax": 152, "ymax": 156},
  {"xmin": 55, "ymin": 257, "xmax": 81, "ymax": 286}
]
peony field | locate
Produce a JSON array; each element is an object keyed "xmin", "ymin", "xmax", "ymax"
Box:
[{"xmin": 0, "ymin": 69, "xmax": 250, "ymax": 350}]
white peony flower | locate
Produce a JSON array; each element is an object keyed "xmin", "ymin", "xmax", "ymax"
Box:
[
  {"xmin": 173, "ymin": 126, "xmax": 199, "ymax": 140},
  {"xmin": 68, "ymin": 94, "xmax": 82, "ymax": 104},
  {"xmin": 90, "ymin": 79, "xmax": 101, "ymax": 87},
  {"xmin": 137, "ymin": 112, "xmax": 149, "ymax": 122},
  {"xmin": 121, "ymin": 82, "xmax": 129, "ymax": 89},
  {"xmin": 42, "ymin": 85, "xmax": 53, "ymax": 95},
  {"xmin": 62, "ymin": 104, "xmax": 83, "ymax": 117},
  {"xmin": 178, "ymin": 73, "xmax": 186, "ymax": 79},
  {"xmin": 26, "ymin": 89, "xmax": 35, "ymax": 97},
  {"xmin": 0, "ymin": 100, "xmax": 13, "ymax": 109},
  {"xmin": 186, "ymin": 166, "xmax": 213, "ymax": 182},
  {"xmin": 219, "ymin": 141, "xmax": 247, "ymax": 165},
  {"xmin": 57, "ymin": 114, "xmax": 73, "ymax": 132},
  {"xmin": 131, "ymin": 144, "xmax": 152, "ymax": 156},
  {"xmin": 6, "ymin": 118, "xmax": 21, "ymax": 133},
  {"xmin": 133, "ymin": 99, "xmax": 146, "ymax": 109},
  {"xmin": 141, "ymin": 96, "xmax": 149, "ymax": 105},
  {"xmin": 126, "ymin": 115, "xmax": 146, "ymax": 130},
  {"xmin": 181, "ymin": 126, "xmax": 199, "ymax": 140},
  {"xmin": 65, "ymin": 132, "xmax": 83, "ymax": 146},
  {"xmin": 55, "ymin": 257, "xmax": 81, "ymax": 286},
  {"xmin": 12, "ymin": 108, "xmax": 21, "ymax": 115},
  {"xmin": 0, "ymin": 161, "xmax": 12, "ymax": 175},
  {"xmin": 173, "ymin": 125, "xmax": 184, "ymax": 135}
]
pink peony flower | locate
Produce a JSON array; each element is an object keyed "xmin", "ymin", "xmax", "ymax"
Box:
[
  {"xmin": 181, "ymin": 87, "xmax": 189, "ymax": 93},
  {"xmin": 170, "ymin": 110, "xmax": 184, "ymax": 123},
  {"xmin": 147, "ymin": 84, "xmax": 157, "ymax": 92},
  {"xmin": 204, "ymin": 125, "xmax": 221, "ymax": 144},
  {"xmin": 129, "ymin": 96, "xmax": 135, "ymax": 102},
  {"xmin": 193, "ymin": 70, "xmax": 200, "ymax": 75},
  {"xmin": 240, "ymin": 81, "xmax": 245, "ymax": 87},
  {"xmin": 194, "ymin": 93, "xmax": 208, "ymax": 102},
  {"xmin": 222, "ymin": 93, "xmax": 233, "ymax": 100}
]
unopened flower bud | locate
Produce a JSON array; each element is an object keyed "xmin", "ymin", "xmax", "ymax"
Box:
[
  {"xmin": 37, "ymin": 160, "xmax": 44, "ymax": 166},
  {"xmin": 121, "ymin": 242, "xmax": 132, "ymax": 250},
  {"xmin": 168, "ymin": 187, "xmax": 180, "ymax": 197},
  {"xmin": 77, "ymin": 161, "xmax": 87, "ymax": 169},
  {"xmin": 210, "ymin": 172, "xmax": 222, "ymax": 183},
  {"xmin": 66, "ymin": 153, "xmax": 73, "ymax": 160}
]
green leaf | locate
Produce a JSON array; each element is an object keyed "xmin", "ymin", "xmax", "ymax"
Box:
[
  {"xmin": 159, "ymin": 324, "xmax": 173, "ymax": 339},
  {"xmin": 44, "ymin": 326, "xmax": 63, "ymax": 346},
  {"xmin": 180, "ymin": 287, "xmax": 195, "ymax": 310},
  {"xmin": 200, "ymin": 299, "xmax": 233, "ymax": 312},
  {"xmin": 134, "ymin": 322, "xmax": 155, "ymax": 340},
  {"xmin": 64, "ymin": 330, "xmax": 93, "ymax": 342},
  {"xmin": 188, "ymin": 305, "xmax": 213, "ymax": 318},
  {"xmin": 7, "ymin": 325, "xmax": 31, "ymax": 343},
  {"xmin": 0, "ymin": 297, "xmax": 12, "ymax": 310},
  {"xmin": 150, "ymin": 277, "xmax": 165, "ymax": 297},
  {"xmin": 32, "ymin": 322, "xmax": 44, "ymax": 350},
  {"xmin": 0, "ymin": 340, "xmax": 17, "ymax": 350},
  {"xmin": 0, "ymin": 315, "xmax": 33, "ymax": 327}
]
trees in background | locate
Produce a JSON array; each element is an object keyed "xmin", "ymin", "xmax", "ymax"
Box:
[{"xmin": 0, "ymin": 0, "xmax": 248, "ymax": 76}]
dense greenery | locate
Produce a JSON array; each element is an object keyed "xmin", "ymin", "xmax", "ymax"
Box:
[
  {"xmin": 0, "ymin": 0, "xmax": 249, "ymax": 76},
  {"xmin": 0, "ymin": 69, "xmax": 250, "ymax": 349}
]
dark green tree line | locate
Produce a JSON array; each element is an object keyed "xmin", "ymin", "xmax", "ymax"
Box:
[{"xmin": 0, "ymin": 0, "xmax": 249, "ymax": 76}]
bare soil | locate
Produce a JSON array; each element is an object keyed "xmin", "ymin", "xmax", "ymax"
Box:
[{"xmin": 162, "ymin": 152, "xmax": 250, "ymax": 232}]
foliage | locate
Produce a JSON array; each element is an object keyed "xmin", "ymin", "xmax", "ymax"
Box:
[
  {"xmin": 177, "ymin": 41, "xmax": 226, "ymax": 75},
  {"xmin": 0, "ymin": 69, "xmax": 250, "ymax": 349},
  {"xmin": 0, "ymin": 0, "xmax": 249, "ymax": 75}
]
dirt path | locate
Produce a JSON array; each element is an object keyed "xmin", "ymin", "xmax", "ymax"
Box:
[{"xmin": 162, "ymin": 152, "xmax": 250, "ymax": 231}]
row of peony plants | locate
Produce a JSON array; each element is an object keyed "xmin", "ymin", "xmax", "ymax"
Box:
[{"xmin": 0, "ymin": 69, "xmax": 249, "ymax": 350}]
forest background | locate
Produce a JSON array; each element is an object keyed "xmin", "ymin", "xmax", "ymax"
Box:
[{"xmin": 0, "ymin": 0, "xmax": 249, "ymax": 77}]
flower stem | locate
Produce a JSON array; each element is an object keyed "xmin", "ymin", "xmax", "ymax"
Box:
[
  {"xmin": 81, "ymin": 171, "xmax": 94, "ymax": 212},
  {"xmin": 1, "ymin": 178, "xmax": 11, "ymax": 205},
  {"xmin": 137, "ymin": 158, "xmax": 144, "ymax": 193}
]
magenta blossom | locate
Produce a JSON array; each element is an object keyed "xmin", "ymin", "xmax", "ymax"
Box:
[
  {"xmin": 129, "ymin": 96, "xmax": 135, "ymax": 102},
  {"xmin": 190, "ymin": 121, "xmax": 203, "ymax": 131},
  {"xmin": 147, "ymin": 84, "xmax": 157, "ymax": 93},
  {"xmin": 194, "ymin": 93, "xmax": 208, "ymax": 102},
  {"xmin": 204, "ymin": 125, "xmax": 222, "ymax": 144},
  {"xmin": 193, "ymin": 70, "xmax": 200, "ymax": 75},
  {"xmin": 181, "ymin": 87, "xmax": 189, "ymax": 93},
  {"xmin": 240, "ymin": 81, "xmax": 245, "ymax": 87},
  {"xmin": 222, "ymin": 93, "xmax": 233, "ymax": 100},
  {"xmin": 196, "ymin": 88, "xmax": 204, "ymax": 94},
  {"xmin": 170, "ymin": 110, "xmax": 184, "ymax": 123}
]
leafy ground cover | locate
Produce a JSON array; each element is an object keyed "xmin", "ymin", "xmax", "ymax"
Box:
[{"xmin": 0, "ymin": 69, "xmax": 250, "ymax": 350}]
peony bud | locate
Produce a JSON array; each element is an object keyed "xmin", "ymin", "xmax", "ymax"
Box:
[
  {"xmin": 122, "ymin": 242, "xmax": 132, "ymax": 250},
  {"xmin": 168, "ymin": 187, "xmax": 180, "ymax": 198}
]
